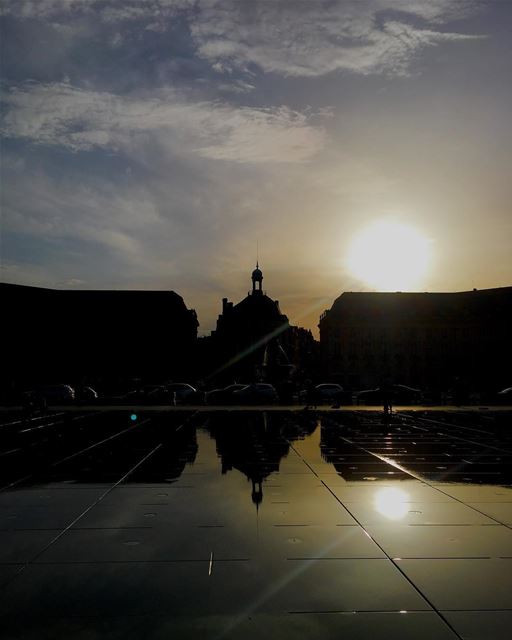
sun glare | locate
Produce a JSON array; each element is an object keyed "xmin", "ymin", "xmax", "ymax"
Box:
[
  {"xmin": 347, "ymin": 221, "xmax": 431, "ymax": 290},
  {"xmin": 374, "ymin": 487, "xmax": 410, "ymax": 520}
]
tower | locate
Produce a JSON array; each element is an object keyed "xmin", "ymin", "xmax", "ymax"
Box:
[{"xmin": 251, "ymin": 262, "xmax": 263, "ymax": 295}]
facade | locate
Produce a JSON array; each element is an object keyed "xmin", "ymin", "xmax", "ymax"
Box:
[
  {"xmin": 208, "ymin": 264, "xmax": 316, "ymax": 384},
  {"xmin": 1, "ymin": 283, "xmax": 198, "ymax": 389},
  {"xmin": 319, "ymin": 287, "xmax": 512, "ymax": 391}
]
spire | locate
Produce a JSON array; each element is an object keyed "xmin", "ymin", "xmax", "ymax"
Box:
[{"xmin": 251, "ymin": 261, "xmax": 263, "ymax": 294}]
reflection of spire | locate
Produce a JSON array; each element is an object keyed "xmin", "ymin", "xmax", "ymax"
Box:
[
  {"xmin": 208, "ymin": 412, "xmax": 309, "ymax": 510},
  {"xmin": 251, "ymin": 478, "xmax": 262, "ymax": 548},
  {"xmin": 251, "ymin": 478, "xmax": 263, "ymax": 509},
  {"xmin": 255, "ymin": 482, "xmax": 260, "ymax": 543}
]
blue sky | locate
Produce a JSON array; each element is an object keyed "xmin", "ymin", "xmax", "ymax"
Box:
[{"xmin": 1, "ymin": 0, "xmax": 511, "ymax": 335}]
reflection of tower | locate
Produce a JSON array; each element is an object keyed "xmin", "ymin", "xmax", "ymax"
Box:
[
  {"xmin": 208, "ymin": 412, "xmax": 290, "ymax": 507},
  {"xmin": 208, "ymin": 411, "xmax": 319, "ymax": 507},
  {"xmin": 252, "ymin": 262, "xmax": 263, "ymax": 295},
  {"xmin": 251, "ymin": 478, "xmax": 263, "ymax": 508}
]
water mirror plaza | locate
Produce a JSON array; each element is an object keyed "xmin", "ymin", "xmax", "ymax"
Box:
[{"xmin": 1, "ymin": 407, "xmax": 511, "ymax": 639}]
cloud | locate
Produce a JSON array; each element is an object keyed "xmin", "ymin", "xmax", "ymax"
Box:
[
  {"xmin": 1, "ymin": 1, "xmax": 483, "ymax": 78},
  {"xmin": 2, "ymin": 169, "xmax": 158, "ymax": 257},
  {"xmin": 190, "ymin": 0, "xmax": 483, "ymax": 77},
  {"xmin": 0, "ymin": 82, "xmax": 325, "ymax": 163},
  {"xmin": 0, "ymin": 0, "xmax": 194, "ymax": 21}
]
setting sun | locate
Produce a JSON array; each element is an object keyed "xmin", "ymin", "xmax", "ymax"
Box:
[{"xmin": 347, "ymin": 221, "xmax": 432, "ymax": 291}]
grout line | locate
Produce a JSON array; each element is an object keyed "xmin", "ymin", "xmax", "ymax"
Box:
[
  {"xmin": 316, "ymin": 413, "xmax": 467, "ymax": 640},
  {"xmin": 0, "ymin": 412, "xmax": 199, "ymax": 591}
]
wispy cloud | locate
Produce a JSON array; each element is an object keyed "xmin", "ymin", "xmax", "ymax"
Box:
[
  {"xmin": 190, "ymin": 0, "xmax": 483, "ymax": 77},
  {"xmin": 0, "ymin": 82, "xmax": 325, "ymax": 163},
  {"xmin": 1, "ymin": 1, "xmax": 483, "ymax": 78},
  {"xmin": 0, "ymin": 0, "xmax": 194, "ymax": 21},
  {"xmin": 1, "ymin": 0, "xmax": 505, "ymax": 336}
]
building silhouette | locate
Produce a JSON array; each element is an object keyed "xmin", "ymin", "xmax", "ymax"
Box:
[
  {"xmin": 319, "ymin": 287, "xmax": 512, "ymax": 392},
  {"xmin": 206, "ymin": 264, "xmax": 316, "ymax": 384},
  {"xmin": 1, "ymin": 283, "xmax": 198, "ymax": 391}
]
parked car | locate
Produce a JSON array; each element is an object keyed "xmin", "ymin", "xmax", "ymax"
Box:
[
  {"xmin": 124, "ymin": 385, "xmax": 166, "ymax": 402},
  {"xmin": 75, "ymin": 386, "xmax": 98, "ymax": 403},
  {"xmin": 311, "ymin": 383, "xmax": 351, "ymax": 405},
  {"xmin": 38, "ymin": 384, "xmax": 75, "ymax": 404},
  {"xmin": 355, "ymin": 384, "xmax": 422, "ymax": 405},
  {"xmin": 205, "ymin": 384, "xmax": 247, "ymax": 405},
  {"xmin": 354, "ymin": 388, "xmax": 382, "ymax": 405},
  {"xmin": 495, "ymin": 387, "xmax": 512, "ymax": 405},
  {"xmin": 392, "ymin": 384, "xmax": 422, "ymax": 404},
  {"xmin": 420, "ymin": 389, "xmax": 443, "ymax": 405},
  {"xmin": 146, "ymin": 385, "xmax": 173, "ymax": 402},
  {"xmin": 166, "ymin": 383, "xmax": 203, "ymax": 404},
  {"xmin": 232, "ymin": 383, "xmax": 278, "ymax": 405}
]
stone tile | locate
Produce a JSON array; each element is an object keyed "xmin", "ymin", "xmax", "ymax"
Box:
[
  {"xmin": 366, "ymin": 524, "xmax": 512, "ymax": 558},
  {"xmin": 467, "ymin": 503, "xmax": 512, "ymax": 525},
  {"xmin": 442, "ymin": 611, "xmax": 512, "ymax": 640},
  {"xmin": 0, "ymin": 558, "xmax": 430, "ymax": 617},
  {"xmin": 0, "ymin": 612, "xmax": 459, "ymax": 640},
  {"xmin": 344, "ymin": 502, "xmax": 496, "ymax": 525},
  {"xmin": 396, "ymin": 558, "xmax": 512, "ymax": 609}
]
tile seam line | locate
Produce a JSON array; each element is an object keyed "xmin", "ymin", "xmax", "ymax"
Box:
[
  {"xmin": 24, "ymin": 558, "xmax": 251, "ymax": 564},
  {"xmin": 1, "ymin": 608, "xmax": 486, "ymax": 620},
  {"xmin": 0, "ymin": 412, "xmax": 151, "ymax": 493},
  {"xmin": 0, "ymin": 411, "xmax": 199, "ymax": 591},
  {"xmin": 309, "ymin": 415, "xmax": 465, "ymax": 640},
  {"xmin": 1, "ymin": 607, "xmax": 511, "ymax": 617},
  {"xmin": 0, "ymin": 412, "xmax": 65, "ymax": 429},
  {"xmin": 401, "ymin": 412, "xmax": 512, "ymax": 452},
  {"xmin": 329, "ymin": 413, "xmax": 512, "ymax": 530},
  {"xmin": 399, "ymin": 414, "xmax": 512, "ymax": 456}
]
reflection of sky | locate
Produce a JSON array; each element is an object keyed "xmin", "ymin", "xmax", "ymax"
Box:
[
  {"xmin": 1, "ymin": 1, "xmax": 511, "ymax": 336},
  {"xmin": 374, "ymin": 487, "xmax": 410, "ymax": 520}
]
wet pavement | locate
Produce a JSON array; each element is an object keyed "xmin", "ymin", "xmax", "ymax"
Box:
[{"xmin": 0, "ymin": 408, "xmax": 511, "ymax": 639}]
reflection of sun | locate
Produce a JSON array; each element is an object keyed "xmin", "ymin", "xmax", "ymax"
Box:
[
  {"xmin": 374, "ymin": 487, "xmax": 409, "ymax": 520},
  {"xmin": 347, "ymin": 221, "xmax": 431, "ymax": 290}
]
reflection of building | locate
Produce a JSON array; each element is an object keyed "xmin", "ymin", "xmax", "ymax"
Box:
[
  {"xmin": 320, "ymin": 417, "xmax": 411, "ymax": 482},
  {"xmin": 1, "ymin": 283, "xmax": 198, "ymax": 387},
  {"xmin": 208, "ymin": 412, "xmax": 291, "ymax": 507},
  {"xmin": 321, "ymin": 412, "xmax": 512, "ymax": 485},
  {"xmin": 128, "ymin": 417, "xmax": 198, "ymax": 484},
  {"xmin": 208, "ymin": 411, "xmax": 317, "ymax": 506},
  {"xmin": 209, "ymin": 264, "xmax": 316, "ymax": 383},
  {"xmin": 319, "ymin": 287, "xmax": 512, "ymax": 390}
]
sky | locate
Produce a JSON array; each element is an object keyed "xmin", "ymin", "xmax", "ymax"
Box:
[{"xmin": 1, "ymin": 0, "xmax": 511, "ymax": 337}]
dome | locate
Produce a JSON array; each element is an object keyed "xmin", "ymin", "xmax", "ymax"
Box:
[{"xmin": 251, "ymin": 263, "xmax": 263, "ymax": 280}]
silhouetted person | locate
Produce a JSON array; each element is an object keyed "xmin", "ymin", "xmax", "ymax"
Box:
[{"xmin": 381, "ymin": 380, "xmax": 393, "ymax": 416}]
